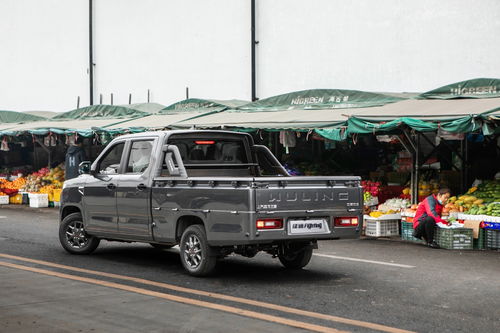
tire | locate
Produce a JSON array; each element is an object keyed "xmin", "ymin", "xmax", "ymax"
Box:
[
  {"xmin": 59, "ymin": 212, "xmax": 100, "ymax": 255},
  {"xmin": 179, "ymin": 225, "xmax": 216, "ymax": 276},
  {"xmin": 278, "ymin": 245, "xmax": 313, "ymax": 269},
  {"xmin": 150, "ymin": 243, "xmax": 174, "ymax": 250}
]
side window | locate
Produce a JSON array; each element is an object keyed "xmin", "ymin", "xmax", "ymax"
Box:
[
  {"xmin": 126, "ymin": 140, "xmax": 153, "ymax": 174},
  {"xmin": 98, "ymin": 142, "xmax": 125, "ymax": 174}
]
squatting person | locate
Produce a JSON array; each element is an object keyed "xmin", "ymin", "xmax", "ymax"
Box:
[{"xmin": 412, "ymin": 188, "xmax": 451, "ymax": 249}]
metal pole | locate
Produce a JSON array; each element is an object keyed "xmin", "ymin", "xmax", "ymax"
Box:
[
  {"xmin": 464, "ymin": 137, "xmax": 469, "ymax": 191},
  {"xmin": 147, "ymin": 89, "xmax": 150, "ymax": 103},
  {"xmin": 415, "ymin": 133, "xmax": 420, "ymax": 204},
  {"xmin": 186, "ymin": 87, "xmax": 189, "ymax": 99},
  {"xmin": 251, "ymin": 0, "xmax": 257, "ymax": 101},
  {"xmin": 110, "ymin": 93, "xmax": 113, "ymax": 105},
  {"xmin": 89, "ymin": 0, "xmax": 94, "ymax": 105},
  {"xmin": 99, "ymin": 94, "xmax": 103, "ymax": 104},
  {"xmin": 77, "ymin": 96, "xmax": 80, "ymax": 109},
  {"xmin": 128, "ymin": 93, "xmax": 132, "ymax": 104}
]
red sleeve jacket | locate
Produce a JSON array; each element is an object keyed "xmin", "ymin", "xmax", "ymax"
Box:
[{"xmin": 413, "ymin": 194, "xmax": 447, "ymax": 228}]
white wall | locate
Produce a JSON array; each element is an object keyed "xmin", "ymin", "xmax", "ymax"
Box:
[
  {"xmin": 0, "ymin": 0, "xmax": 499, "ymax": 112},
  {"xmin": 0, "ymin": 0, "xmax": 88, "ymax": 112},
  {"xmin": 93, "ymin": 0, "xmax": 251, "ymax": 107},
  {"xmin": 257, "ymin": 0, "xmax": 500, "ymax": 96}
]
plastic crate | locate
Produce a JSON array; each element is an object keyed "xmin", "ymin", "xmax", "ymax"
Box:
[
  {"xmin": 401, "ymin": 221, "xmax": 424, "ymax": 243},
  {"xmin": 434, "ymin": 227, "xmax": 473, "ymax": 250},
  {"xmin": 485, "ymin": 229, "xmax": 500, "ymax": 249},
  {"xmin": 473, "ymin": 228, "xmax": 485, "ymax": 250},
  {"xmin": 365, "ymin": 219, "xmax": 399, "ymax": 237},
  {"xmin": 9, "ymin": 194, "xmax": 23, "ymax": 205},
  {"xmin": 0, "ymin": 195, "xmax": 9, "ymax": 205},
  {"xmin": 28, "ymin": 193, "xmax": 49, "ymax": 208},
  {"xmin": 52, "ymin": 189, "xmax": 62, "ymax": 202}
]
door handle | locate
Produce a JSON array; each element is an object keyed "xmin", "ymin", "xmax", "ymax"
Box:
[
  {"xmin": 137, "ymin": 183, "xmax": 147, "ymax": 191},
  {"xmin": 106, "ymin": 183, "xmax": 116, "ymax": 190}
]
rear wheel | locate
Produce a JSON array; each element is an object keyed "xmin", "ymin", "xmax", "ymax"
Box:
[
  {"xmin": 278, "ymin": 244, "xmax": 313, "ymax": 269},
  {"xmin": 179, "ymin": 225, "xmax": 216, "ymax": 276},
  {"xmin": 59, "ymin": 213, "xmax": 100, "ymax": 254}
]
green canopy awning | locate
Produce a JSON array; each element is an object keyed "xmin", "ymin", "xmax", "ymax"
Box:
[
  {"xmin": 126, "ymin": 103, "xmax": 166, "ymax": 114},
  {"xmin": 238, "ymin": 89, "xmax": 406, "ymax": 112},
  {"xmin": 171, "ymin": 90, "xmax": 404, "ymax": 131},
  {"xmin": 52, "ymin": 104, "xmax": 151, "ymax": 120},
  {"xmin": 417, "ymin": 78, "xmax": 500, "ymax": 100},
  {"xmin": 0, "ymin": 110, "xmax": 46, "ymax": 123},
  {"xmin": 159, "ymin": 98, "xmax": 249, "ymax": 114},
  {"xmin": 0, "ymin": 118, "xmax": 134, "ymax": 137},
  {"xmin": 94, "ymin": 99, "xmax": 250, "ymax": 134}
]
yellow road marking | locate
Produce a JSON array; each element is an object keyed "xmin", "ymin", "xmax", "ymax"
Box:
[
  {"xmin": 0, "ymin": 260, "xmax": 346, "ymax": 333},
  {"xmin": 0, "ymin": 253, "xmax": 415, "ymax": 333}
]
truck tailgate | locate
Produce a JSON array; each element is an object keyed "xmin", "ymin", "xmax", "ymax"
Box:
[{"xmin": 254, "ymin": 176, "xmax": 362, "ymax": 213}]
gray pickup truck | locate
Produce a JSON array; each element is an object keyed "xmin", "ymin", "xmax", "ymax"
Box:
[{"xmin": 59, "ymin": 130, "xmax": 362, "ymax": 276}]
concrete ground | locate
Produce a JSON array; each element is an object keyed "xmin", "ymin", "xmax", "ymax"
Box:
[{"xmin": 0, "ymin": 205, "xmax": 499, "ymax": 333}]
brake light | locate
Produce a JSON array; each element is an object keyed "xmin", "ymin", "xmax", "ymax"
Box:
[
  {"xmin": 334, "ymin": 217, "xmax": 359, "ymax": 226},
  {"xmin": 194, "ymin": 140, "xmax": 215, "ymax": 145},
  {"xmin": 256, "ymin": 218, "xmax": 283, "ymax": 230}
]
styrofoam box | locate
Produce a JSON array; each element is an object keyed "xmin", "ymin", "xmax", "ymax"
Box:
[
  {"xmin": 364, "ymin": 213, "xmax": 401, "ymax": 221},
  {"xmin": 28, "ymin": 193, "xmax": 49, "ymax": 208},
  {"xmin": 0, "ymin": 195, "xmax": 9, "ymax": 205},
  {"xmin": 365, "ymin": 219, "xmax": 400, "ymax": 237}
]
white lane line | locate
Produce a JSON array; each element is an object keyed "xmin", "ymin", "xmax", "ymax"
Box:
[
  {"xmin": 314, "ymin": 253, "xmax": 415, "ymax": 268},
  {"xmin": 0, "ymin": 216, "xmax": 6, "ymax": 219}
]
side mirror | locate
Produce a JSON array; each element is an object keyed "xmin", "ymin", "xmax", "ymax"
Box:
[{"xmin": 78, "ymin": 161, "xmax": 92, "ymax": 175}]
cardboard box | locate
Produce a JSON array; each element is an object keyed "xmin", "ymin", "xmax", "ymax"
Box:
[{"xmin": 463, "ymin": 220, "xmax": 482, "ymax": 239}]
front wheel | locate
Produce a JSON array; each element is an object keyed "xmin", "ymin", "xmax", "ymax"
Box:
[
  {"xmin": 179, "ymin": 225, "xmax": 216, "ymax": 276},
  {"xmin": 59, "ymin": 212, "xmax": 100, "ymax": 254},
  {"xmin": 278, "ymin": 245, "xmax": 313, "ymax": 269}
]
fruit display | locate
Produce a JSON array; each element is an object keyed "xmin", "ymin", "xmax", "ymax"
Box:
[
  {"xmin": 380, "ymin": 198, "xmax": 411, "ymax": 211},
  {"xmin": 19, "ymin": 165, "xmax": 65, "ymax": 193},
  {"xmin": 368, "ymin": 210, "xmax": 398, "ymax": 218},
  {"xmin": 362, "ymin": 180, "xmax": 381, "ymax": 197},
  {"xmin": 418, "ymin": 180, "xmax": 440, "ymax": 197}
]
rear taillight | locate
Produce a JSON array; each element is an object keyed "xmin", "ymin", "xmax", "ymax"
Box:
[
  {"xmin": 334, "ymin": 217, "xmax": 359, "ymax": 227},
  {"xmin": 256, "ymin": 218, "xmax": 283, "ymax": 230}
]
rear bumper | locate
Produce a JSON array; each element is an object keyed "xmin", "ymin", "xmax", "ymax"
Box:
[{"xmin": 208, "ymin": 226, "xmax": 360, "ymax": 246}]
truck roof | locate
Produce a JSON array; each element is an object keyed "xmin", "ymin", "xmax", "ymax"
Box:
[{"xmin": 113, "ymin": 129, "xmax": 252, "ymax": 140}]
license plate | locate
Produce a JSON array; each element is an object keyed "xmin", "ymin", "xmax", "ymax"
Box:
[{"xmin": 288, "ymin": 219, "xmax": 329, "ymax": 235}]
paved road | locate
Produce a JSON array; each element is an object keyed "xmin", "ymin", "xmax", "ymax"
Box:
[{"xmin": 0, "ymin": 206, "xmax": 499, "ymax": 333}]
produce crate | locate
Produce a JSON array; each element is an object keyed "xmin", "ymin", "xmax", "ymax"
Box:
[
  {"xmin": 485, "ymin": 229, "xmax": 500, "ymax": 249},
  {"xmin": 0, "ymin": 195, "xmax": 9, "ymax": 205},
  {"xmin": 473, "ymin": 228, "xmax": 485, "ymax": 250},
  {"xmin": 401, "ymin": 221, "xmax": 424, "ymax": 243},
  {"xmin": 434, "ymin": 227, "xmax": 473, "ymax": 250},
  {"xmin": 52, "ymin": 189, "xmax": 62, "ymax": 202},
  {"xmin": 365, "ymin": 218, "xmax": 399, "ymax": 237},
  {"xmin": 28, "ymin": 193, "xmax": 49, "ymax": 208},
  {"xmin": 21, "ymin": 192, "xmax": 29, "ymax": 205},
  {"xmin": 9, "ymin": 194, "xmax": 23, "ymax": 205}
]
